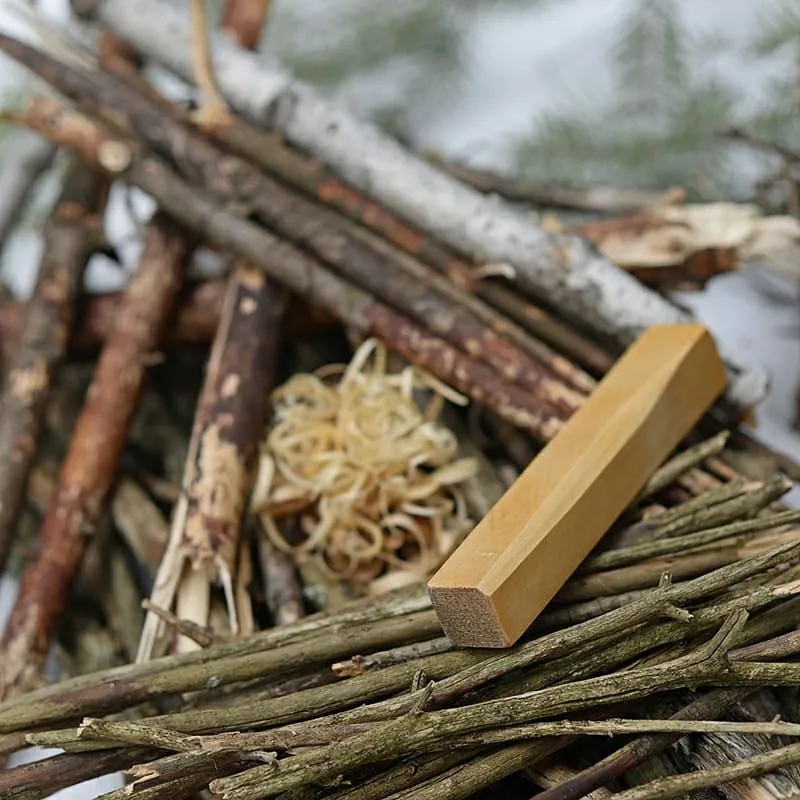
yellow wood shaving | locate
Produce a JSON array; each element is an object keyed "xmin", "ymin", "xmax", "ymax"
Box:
[{"xmin": 252, "ymin": 339, "xmax": 477, "ymax": 589}]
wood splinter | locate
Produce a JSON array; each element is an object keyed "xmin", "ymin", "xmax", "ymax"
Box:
[{"xmin": 428, "ymin": 324, "xmax": 727, "ymax": 648}]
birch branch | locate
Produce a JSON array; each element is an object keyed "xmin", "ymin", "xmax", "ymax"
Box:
[{"xmin": 77, "ymin": 0, "xmax": 768, "ymax": 407}]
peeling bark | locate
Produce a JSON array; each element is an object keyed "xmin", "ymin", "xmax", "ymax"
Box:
[
  {"xmin": 0, "ymin": 279, "xmax": 337, "ymax": 361},
  {"xmin": 139, "ymin": 265, "xmax": 287, "ymax": 659},
  {"xmin": 0, "ymin": 215, "xmax": 192, "ymax": 698},
  {"xmin": 0, "ymin": 156, "xmax": 107, "ymax": 573},
  {"xmin": 138, "ymin": 0, "xmax": 291, "ymax": 661}
]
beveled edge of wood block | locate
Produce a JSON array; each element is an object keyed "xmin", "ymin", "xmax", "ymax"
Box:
[{"xmin": 428, "ymin": 585, "xmax": 511, "ymax": 648}]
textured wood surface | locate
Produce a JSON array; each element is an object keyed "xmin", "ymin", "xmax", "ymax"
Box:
[{"xmin": 428, "ymin": 324, "xmax": 726, "ymax": 648}]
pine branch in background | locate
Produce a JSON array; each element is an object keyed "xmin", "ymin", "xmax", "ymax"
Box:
[
  {"xmin": 505, "ymin": 0, "xmax": 755, "ymax": 199},
  {"xmin": 750, "ymin": 0, "xmax": 800, "ymax": 60},
  {"xmin": 612, "ymin": 0, "xmax": 689, "ymax": 126}
]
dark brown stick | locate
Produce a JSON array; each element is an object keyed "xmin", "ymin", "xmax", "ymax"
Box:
[
  {"xmin": 529, "ymin": 688, "xmax": 755, "ymax": 800},
  {"xmin": 139, "ymin": 0, "xmax": 289, "ymax": 658},
  {"xmin": 86, "ymin": 43, "xmax": 586, "ymax": 400},
  {"xmin": 0, "ymin": 156, "xmax": 107, "ymax": 572},
  {"xmin": 0, "ymin": 33, "xmax": 585, "ymax": 418},
  {"xmin": 140, "ymin": 265, "xmax": 287, "ymax": 657},
  {"xmin": 0, "ymin": 747, "xmax": 160, "ymax": 800},
  {"xmin": 0, "ymin": 214, "xmax": 192, "ymax": 697},
  {"xmin": 200, "ymin": 117, "xmax": 595, "ymax": 394},
  {"xmin": 365, "ymin": 304, "xmax": 565, "ymax": 439},
  {"xmin": 4, "ymin": 97, "xmax": 568, "ymax": 441},
  {"xmin": 477, "ymin": 280, "xmax": 615, "ymax": 375}
]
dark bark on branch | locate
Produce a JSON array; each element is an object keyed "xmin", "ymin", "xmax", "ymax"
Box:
[
  {"xmin": 200, "ymin": 115, "xmax": 595, "ymax": 394},
  {"xmin": 225, "ymin": 0, "xmax": 303, "ymax": 636},
  {"xmin": 0, "ymin": 747, "xmax": 159, "ymax": 800},
  {"xmin": 432, "ymin": 158, "xmax": 684, "ymax": 213},
  {"xmin": 0, "ymin": 34, "xmax": 587, "ymax": 418},
  {"xmin": 530, "ymin": 688, "xmax": 755, "ymax": 800},
  {"xmin": 0, "ymin": 156, "xmax": 107, "ymax": 573},
  {"xmin": 138, "ymin": 0, "xmax": 290, "ymax": 659},
  {"xmin": 141, "ymin": 264, "xmax": 286, "ymax": 655},
  {"xmin": 477, "ymin": 280, "xmax": 615, "ymax": 376},
  {"xmin": 0, "ymin": 280, "xmax": 337, "ymax": 361},
  {"xmin": 365, "ymin": 305, "xmax": 565, "ymax": 440},
  {"xmin": 0, "ymin": 214, "xmax": 192, "ymax": 698},
  {"xmin": 5, "ymin": 97, "xmax": 568, "ymax": 440}
]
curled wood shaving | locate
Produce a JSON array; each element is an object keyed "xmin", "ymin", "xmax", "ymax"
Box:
[{"xmin": 251, "ymin": 339, "xmax": 477, "ymax": 590}]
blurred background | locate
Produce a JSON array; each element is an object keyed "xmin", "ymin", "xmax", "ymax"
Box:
[{"xmin": 0, "ymin": 1, "xmax": 799, "ymax": 793}]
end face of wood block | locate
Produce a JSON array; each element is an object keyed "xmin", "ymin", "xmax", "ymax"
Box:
[{"xmin": 428, "ymin": 323, "xmax": 726, "ymax": 649}]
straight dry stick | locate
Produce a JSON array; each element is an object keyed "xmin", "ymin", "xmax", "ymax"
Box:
[
  {"xmin": 0, "ymin": 215, "xmax": 192, "ymax": 698},
  {"xmin": 0, "ymin": 279, "xmax": 337, "ymax": 362},
  {"xmin": 611, "ymin": 742, "xmax": 800, "ymax": 800},
  {"xmin": 0, "ymin": 157, "xmax": 107, "ymax": 571},
  {"xmin": 196, "ymin": 99, "xmax": 597, "ymax": 394}
]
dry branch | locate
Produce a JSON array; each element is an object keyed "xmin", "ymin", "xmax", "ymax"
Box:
[
  {"xmin": 0, "ymin": 214, "xmax": 192, "ymax": 697},
  {"xmin": 0, "ymin": 279, "xmax": 337, "ymax": 360},
  {"xmin": 139, "ymin": 263, "xmax": 286, "ymax": 660},
  {"xmin": 612, "ymin": 742, "xmax": 800, "ymax": 800},
  {"xmin": 0, "ymin": 155, "xmax": 107, "ymax": 572},
  {"xmin": 77, "ymin": 0, "xmax": 768, "ymax": 407},
  {"xmin": 0, "ymin": 279, "xmax": 224, "ymax": 359},
  {"xmin": 9, "ymin": 29, "xmax": 589, "ymax": 417},
  {"xmin": 193, "ymin": 104, "xmax": 596, "ymax": 394},
  {"xmin": 0, "ymin": 746, "xmax": 159, "ymax": 800},
  {"xmin": 0, "ymin": 10, "xmax": 796, "ymax": 799},
  {"xmin": 137, "ymin": 0, "xmax": 292, "ymax": 661},
  {"xmin": 0, "ymin": 130, "xmax": 56, "ymax": 260},
  {"xmin": 431, "ymin": 158, "xmax": 685, "ymax": 213},
  {"xmin": 3, "ymin": 96, "xmax": 569, "ymax": 439},
  {"xmin": 531, "ymin": 688, "xmax": 755, "ymax": 800}
]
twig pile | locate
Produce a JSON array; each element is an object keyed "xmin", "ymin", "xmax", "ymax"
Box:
[{"xmin": 0, "ymin": 2, "xmax": 799, "ymax": 799}]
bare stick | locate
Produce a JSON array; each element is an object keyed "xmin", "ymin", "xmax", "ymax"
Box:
[
  {"xmin": 610, "ymin": 742, "xmax": 800, "ymax": 800},
  {"xmin": 0, "ymin": 156, "xmax": 107, "ymax": 572},
  {"xmin": 79, "ymin": 0, "xmax": 769, "ymax": 407},
  {"xmin": 138, "ymin": 0, "xmax": 289, "ymax": 662}
]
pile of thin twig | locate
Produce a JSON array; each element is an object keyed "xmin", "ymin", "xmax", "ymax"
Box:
[
  {"xmin": 0, "ymin": 2, "xmax": 799, "ymax": 799},
  {"xmin": 4, "ymin": 437, "xmax": 800, "ymax": 800}
]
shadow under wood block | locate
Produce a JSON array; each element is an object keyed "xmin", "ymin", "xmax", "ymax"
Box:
[{"xmin": 428, "ymin": 324, "xmax": 726, "ymax": 648}]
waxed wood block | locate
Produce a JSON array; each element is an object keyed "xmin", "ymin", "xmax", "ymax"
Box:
[{"xmin": 428, "ymin": 324, "xmax": 726, "ymax": 648}]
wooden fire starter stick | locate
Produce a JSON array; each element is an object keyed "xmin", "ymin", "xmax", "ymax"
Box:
[{"xmin": 428, "ymin": 324, "xmax": 727, "ymax": 648}]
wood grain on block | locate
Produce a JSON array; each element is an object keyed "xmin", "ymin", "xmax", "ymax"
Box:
[{"xmin": 427, "ymin": 324, "xmax": 726, "ymax": 648}]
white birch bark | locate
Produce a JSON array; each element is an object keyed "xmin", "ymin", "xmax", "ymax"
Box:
[{"xmin": 77, "ymin": 0, "xmax": 768, "ymax": 407}]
